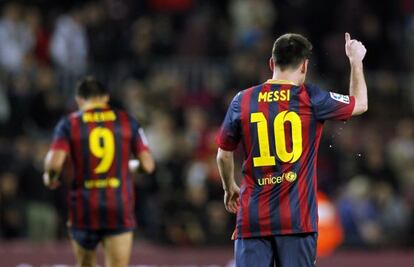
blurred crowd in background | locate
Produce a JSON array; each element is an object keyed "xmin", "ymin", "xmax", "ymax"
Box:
[{"xmin": 0, "ymin": 0, "xmax": 413, "ymax": 249}]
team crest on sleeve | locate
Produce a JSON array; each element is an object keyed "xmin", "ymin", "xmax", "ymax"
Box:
[{"xmin": 329, "ymin": 92, "xmax": 350, "ymax": 104}]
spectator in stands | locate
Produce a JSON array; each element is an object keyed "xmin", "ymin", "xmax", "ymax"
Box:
[
  {"xmin": 50, "ymin": 4, "xmax": 88, "ymax": 99},
  {"xmin": 0, "ymin": 2, "xmax": 34, "ymax": 73},
  {"xmin": 50, "ymin": 5, "xmax": 88, "ymax": 75}
]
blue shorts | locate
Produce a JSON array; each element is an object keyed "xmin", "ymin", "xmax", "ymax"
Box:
[
  {"xmin": 235, "ymin": 233, "xmax": 317, "ymax": 267},
  {"xmin": 69, "ymin": 227, "xmax": 134, "ymax": 251}
]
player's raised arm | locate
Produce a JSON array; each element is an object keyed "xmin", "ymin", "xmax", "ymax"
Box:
[{"xmin": 345, "ymin": 32, "xmax": 368, "ymax": 115}]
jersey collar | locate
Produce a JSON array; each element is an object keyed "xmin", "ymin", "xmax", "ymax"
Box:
[{"xmin": 265, "ymin": 79, "xmax": 298, "ymax": 86}]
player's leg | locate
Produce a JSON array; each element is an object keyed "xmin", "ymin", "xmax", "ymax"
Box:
[
  {"xmin": 70, "ymin": 239, "xmax": 97, "ymax": 267},
  {"xmin": 235, "ymin": 237, "xmax": 274, "ymax": 267},
  {"xmin": 102, "ymin": 230, "xmax": 133, "ymax": 267},
  {"xmin": 68, "ymin": 228, "xmax": 101, "ymax": 267},
  {"xmin": 273, "ymin": 233, "xmax": 317, "ymax": 267}
]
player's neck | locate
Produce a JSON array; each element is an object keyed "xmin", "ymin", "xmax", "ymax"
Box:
[
  {"xmin": 271, "ymin": 71, "xmax": 302, "ymax": 86},
  {"xmin": 80, "ymin": 101, "xmax": 109, "ymax": 111}
]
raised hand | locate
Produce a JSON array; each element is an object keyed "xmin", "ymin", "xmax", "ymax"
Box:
[{"xmin": 345, "ymin": 32, "xmax": 367, "ymax": 64}]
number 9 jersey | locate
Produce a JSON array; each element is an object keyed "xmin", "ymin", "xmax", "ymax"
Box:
[
  {"xmin": 50, "ymin": 105, "xmax": 149, "ymax": 231},
  {"xmin": 216, "ymin": 79, "xmax": 355, "ymax": 239}
]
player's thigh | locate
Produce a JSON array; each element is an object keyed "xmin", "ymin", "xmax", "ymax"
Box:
[
  {"xmin": 235, "ymin": 237, "xmax": 274, "ymax": 267},
  {"xmin": 70, "ymin": 239, "xmax": 97, "ymax": 267},
  {"xmin": 69, "ymin": 228, "xmax": 100, "ymax": 267},
  {"xmin": 102, "ymin": 230, "xmax": 134, "ymax": 267},
  {"xmin": 274, "ymin": 233, "xmax": 317, "ymax": 267}
]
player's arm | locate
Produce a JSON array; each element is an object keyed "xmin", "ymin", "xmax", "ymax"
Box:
[
  {"xmin": 135, "ymin": 150, "xmax": 155, "ymax": 174},
  {"xmin": 43, "ymin": 149, "xmax": 67, "ymax": 189},
  {"xmin": 129, "ymin": 117, "xmax": 155, "ymax": 174},
  {"xmin": 44, "ymin": 117, "xmax": 70, "ymax": 189},
  {"xmin": 128, "ymin": 152, "xmax": 155, "ymax": 174},
  {"xmin": 215, "ymin": 93, "xmax": 242, "ymax": 214},
  {"xmin": 217, "ymin": 148, "xmax": 240, "ymax": 214},
  {"xmin": 345, "ymin": 32, "xmax": 368, "ymax": 116}
]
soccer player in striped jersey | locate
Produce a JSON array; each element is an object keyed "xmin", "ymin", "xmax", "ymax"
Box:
[
  {"xmin": 43, "ymin": 77, "xmax": 155, "ymax": 267},
  {"xmin": 216, "ymin": 33, "xmax": 367, "ymax": 267}
]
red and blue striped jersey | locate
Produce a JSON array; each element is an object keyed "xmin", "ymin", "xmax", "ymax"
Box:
[
  {"xmin": 216, "ymin": 80, "xmax": 355, "ymax": 239},
  {"xmin": 50, "ymin": 105, "xmax": 149, "ymax": 230}
]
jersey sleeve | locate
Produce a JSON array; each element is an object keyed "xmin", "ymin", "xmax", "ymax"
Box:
[
  {"xmin": 130, "ymin": 117, "xmax": 150, "ymax": 156},
  {"xmin": 216, "ymin": 92, "xmax": 242, "ymax": 151},
  {"xmin": 50, "ymin": 117, "xmax": 70, "ymax": 152},
  {"xmin": 307, "ymin": 84, "xmax": 355, "ymax": 121}
]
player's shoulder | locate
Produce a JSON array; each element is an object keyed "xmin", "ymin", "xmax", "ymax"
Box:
[
  {"xmin": 235, "ymin": 83, "xmax": 264, "ymax": 98},
  {"xmin": 114, "ymin": 109, "xmax": 134, "ymax": 121},
  {"xmin": 110, "ymin": 107, "xmax": 126, "ymax": 116},
  {"xmin": 58, "ymin": 111, "xmax": 79, "ymax": 124},
  {"xmin": 301, "ymin": 83, "xmax": 330, "ymax": 100},
  {"xmin": 53, "ymin": 112, "xmax": 76, "ymax": 132},
  {"xmin": 67, "ymin": 110, "xmax": 83, "ymax": 120},
  {"xmin": 302, "ymin": 83, "xmax": 324, "ymax": 94},
  {"xmin": 248, "ymin": 83, "xmax": 265, "ymax": 93},
  {"xmin": 231, "ymin": 84, "xmax": 263, "ymax": 108},
  {"xmin": 114, "ymin": 109, "xmax": 143, "ymax": 128}
]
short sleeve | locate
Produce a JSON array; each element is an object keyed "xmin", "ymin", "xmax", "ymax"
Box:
[
  {"xmin": 50, "ymin": 117, "xmax": 70, "ymax": 152},
  {"xmin": 130, "ymin": 117, "xmax": 149, "ymax": 156},
  {"xmin": 216, "ymin": 92, "xmax": 242, "ymax": 151},
  {"xmin": 306, "ymin": 84, "xmax": 355, "ymax": 121}
]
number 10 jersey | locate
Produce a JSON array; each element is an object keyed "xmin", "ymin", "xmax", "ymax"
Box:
[
  {"xmin": 51, "ymin": 106, "xmax": 149, "ymax": 230},
  {"xmin": 216, "ymin": 79, "xmax": 355, "ymax": 239}
]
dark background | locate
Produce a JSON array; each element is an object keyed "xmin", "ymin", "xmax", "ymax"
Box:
[{"xmin": 0, "ymin": 0, "xmax": 413, "ymax": 256}]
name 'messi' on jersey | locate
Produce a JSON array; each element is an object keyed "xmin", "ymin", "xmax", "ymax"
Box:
[{"xmin": 258, "ymin": 89, "xmax": 290, "ymax": 102}]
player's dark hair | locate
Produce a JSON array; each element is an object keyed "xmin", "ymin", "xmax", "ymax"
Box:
[
  {"xmin": 272, "ymin": 33, "xmax": 313, "ymax": 71},
  {"xmin": 76, "ymin": 76, "xmax": 108, "ymax": 99}
]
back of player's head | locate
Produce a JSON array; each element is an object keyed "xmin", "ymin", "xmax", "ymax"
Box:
[
  {"xmin": 76, "ymin": 76, "xmax": 108, "ymax": 99},
  {"xmin": 272, "ymin": 33, "xmax": 313, "ymax": 71}
]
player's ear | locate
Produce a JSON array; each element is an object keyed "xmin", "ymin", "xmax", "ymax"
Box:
[
  {"xmin": 300, "ymin": 59, "xmax": 308, "ymax": 74},
  {"xmin": 75, "ymin": 96, "xmax": 83, "ymax": 107},
  {"xmin": 269, "ymin": 57, "xmax": 274, "ymax": 72}
]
